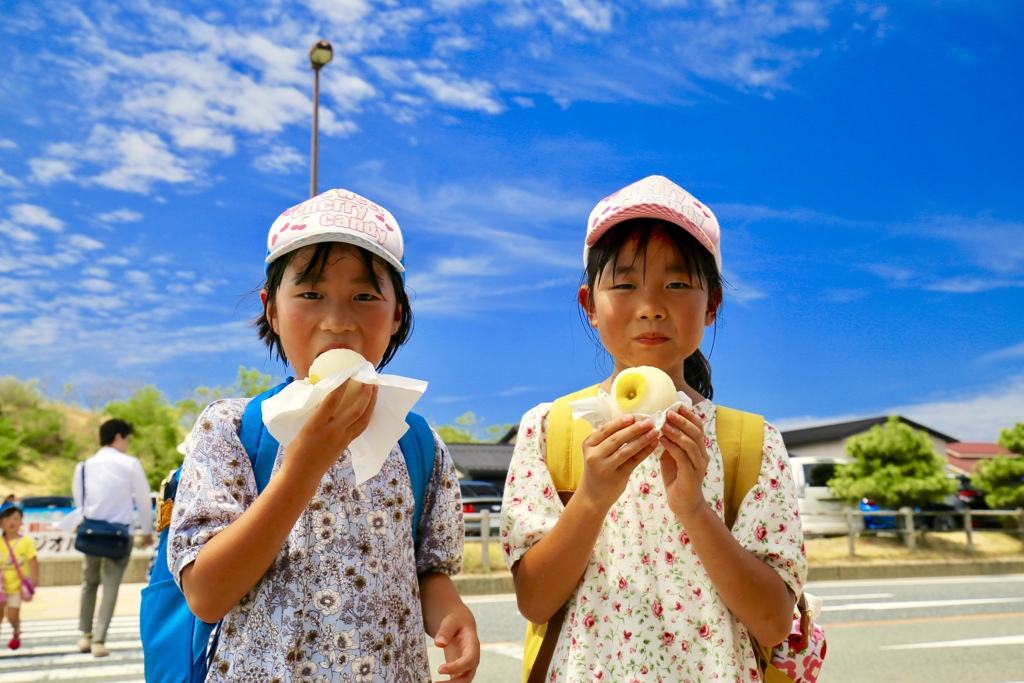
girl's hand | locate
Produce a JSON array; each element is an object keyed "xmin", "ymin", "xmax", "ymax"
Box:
[
  {"xmin": 433, "ymin": 609, "xmax": 480, "ymax": 682},
  {"xmin": 658, "ymin": 407, "xmax": 710, "ymax": 520},
  {"xmin": 578, "ymin": 414, "xmax": 660, "ymax": 512},
  {"xmin": 281, "ymin": 380, "xmax": 377, "ymax": 485}
]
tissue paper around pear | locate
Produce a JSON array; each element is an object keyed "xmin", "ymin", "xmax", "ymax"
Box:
[{"xmin": 261, "ymin": 363, "xmax": 427, "ymax": 484}]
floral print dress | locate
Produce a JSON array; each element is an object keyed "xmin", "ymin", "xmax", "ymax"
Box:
[
  {"xmin": 502, "ymin": 401, "xmax": 807, "ymax": 683},
  {"xmin": 169, "ymin": 399, "xmax": 464, "ymax": 683}
]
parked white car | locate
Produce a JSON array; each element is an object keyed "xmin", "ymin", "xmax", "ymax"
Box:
[{"xmin": 790, "ymin": 456, "xmax": 863, "ymax": 536}]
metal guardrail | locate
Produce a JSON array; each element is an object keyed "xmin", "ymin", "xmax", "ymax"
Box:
[
  {"xmin": 800, "ymin": 507, "xmax": 1024, "ymax": 556},
  {"xmin": 470, "ymin": 507, "xmax": 1024, "ymax": 564},
  {"xmin": 464, "ymin": 510, "xmax": 497, "ymax": 570}
]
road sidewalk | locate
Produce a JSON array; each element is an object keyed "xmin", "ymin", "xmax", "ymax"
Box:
[{"xmin": 21, "ymin": 582, "xmax": 145, "ymax": 622}]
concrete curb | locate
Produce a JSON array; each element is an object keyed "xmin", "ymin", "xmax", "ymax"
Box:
[
  {"xmin": 38, "ymin": 555, "xmax": 152, "ymax": 587},
  {"xmin": 807, "ymin": 557, "xmax": 1024, "ymax": 581}
]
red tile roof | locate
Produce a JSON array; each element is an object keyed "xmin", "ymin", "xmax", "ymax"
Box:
[
  {"xmin": 945, "ymin": 442, "xmax": 1018, "ymax": 475},
  {"xmin": 946, "ymin": 442, "xmax": 1014, "ymax": 458}
]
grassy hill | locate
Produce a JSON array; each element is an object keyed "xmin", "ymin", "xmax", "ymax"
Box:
[{"xmin": 1, "ymin": 404, "xmax": 100, "ymax": 498}]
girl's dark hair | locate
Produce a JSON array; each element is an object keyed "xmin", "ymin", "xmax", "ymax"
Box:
[
  {"xmin": 254, "ymin": 242, "xmax": 413, "ymax": 370},
  {"xmin": 581, "ymin": 218, "xmax": 724, "ymax": 400}
]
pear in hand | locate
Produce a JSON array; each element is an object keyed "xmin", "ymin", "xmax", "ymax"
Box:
[
  {"xmin": 308, "ymin": 348, "xmax": 366, "ymax": 384},
  {"xmin": 308, "ymin": 349, "xmax": 368, "ymax": 408},
  {"xmin": 611, "ymin": 366, "xmax": 678, "ymax": 417}
]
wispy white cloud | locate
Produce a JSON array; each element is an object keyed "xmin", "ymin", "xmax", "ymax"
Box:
[
  {"xmin": 979, "ymin": 341, "xmax": 1024, "ymax": 364},
  {"xmin": 722, "ymin": 270, "xmax": 768, "ymax": 305},
  {"xmin": 253, "ymin": 145, "xmax": 305, "ymax": 174},
  {"xmin": 365, "ymin": 57, "xmax": 505, "ymax": 115},
  {"xmin": 774, "ymin": 374, "xmax": 1024, "ymax": 443},
  {"xmin": 33, "ymin": 125, "xmax": 194, "ymax": 194},
  {"xmin": 914, "ymin": 215, "xmax": 1024, "ymax": 276},
  {"xmin": 0, "ymin": 167, "xmax": 20, "ymax": 188},
  {"xmin": 0, "ymin": 220, "xmax": 40, "ymax": 243},
  {"xmin": 96, "ymin": 209, "xmax": 143, "ymax": 224},
  {"xmin": 0, "ymin": 140, "xmax": 18, "ymax": 150},
  {"xmin": 67, "ymin": 234, "xmax": 105, "ymax": 251},
  {"xmin": 719, "ymin": 204, "xmax": 1024, "ymax": 294},
  {"xmin": 28, "ymin": 158, "xmax": 77, "ymax": 185},
  {"xmin": 9, "ymin": 203, "xmax": 64, "ymax": 231},
  {"xmin": 80, "ymin": 278, "xmax": 117, "ymax": 293},
  {"xmin": 923, "ymin": 277, "xmax": 1024, "ymax": 294},
  {"xmin": 715, "ymin": 202, "xmax": 863, "ymax": 227},
  {"xmin": 4, "ymin": 1, "xmax": 884, "ymax": 196},
  {"xmin": 125, "ymin": 270, "xmax": 151, "ymax": 285}
]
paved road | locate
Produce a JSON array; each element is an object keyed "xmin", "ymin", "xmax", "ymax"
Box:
[
  {"xmin": 0, "ymin": 615, "xmax": 144, "ymax": 682},
  {"xmin": 5, "ymin": 575, "xmax": 1023, "ymax": 682},
  {"xmin": 813, "ymin": 573, "xmax": 1024, "ymax": 683}
]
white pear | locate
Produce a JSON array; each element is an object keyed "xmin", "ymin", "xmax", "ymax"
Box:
[
  {"xmin": 611, "ymin": 366, "xmax": 678, "ymax": 417},
  {"xmin": 308, "ymin": 348, "xmax": 368, "ymax": 406},
  {"xmin": 308, "ymin": 348, "xmax": 367, "ymax": 384}
]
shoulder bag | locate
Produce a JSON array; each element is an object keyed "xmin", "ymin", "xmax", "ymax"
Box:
[{"xmin": 74, "ymin": 463, "xmax": 132, "ymax": 560}]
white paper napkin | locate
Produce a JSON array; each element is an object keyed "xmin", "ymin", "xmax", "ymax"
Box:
[
  {"xmin": 568, "ymin": 389, "xmax": 693, "ymax": 457},
  {"xmin": 261, "ymin": 361, "xmax": 428, "ymax": 484}
]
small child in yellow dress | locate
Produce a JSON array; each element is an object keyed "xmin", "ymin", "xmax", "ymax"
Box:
[{"xmin": 1, "ymin": 503, "xmax": 40, "ymax": 651}]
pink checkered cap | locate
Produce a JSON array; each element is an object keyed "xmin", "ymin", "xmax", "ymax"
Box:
[
  {"xmin": 265, "ymin": 188, "xmax": 405, "ymax": 273},
  {"xmin": 584, "ymin": 175, "xmax": 722, "ymax": 271}
]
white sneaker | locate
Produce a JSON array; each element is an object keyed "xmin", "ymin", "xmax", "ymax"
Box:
[
  {"xmin": 91, "ymin": 642, "xmax": 109, "ymax": 657},
  {"xmin": 77, "ymin": 636, "xmax": 92, "ymax": 652}
]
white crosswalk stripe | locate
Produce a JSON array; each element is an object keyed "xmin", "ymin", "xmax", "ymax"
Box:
[{"xmin": 0, "ymin": 616, "xmax": 144, "ymax": 683}]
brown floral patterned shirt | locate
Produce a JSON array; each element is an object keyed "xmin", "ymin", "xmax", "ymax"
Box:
[
  {"xmin": 169, "ymin": 399, "xmax": 464, "ymax": 683},
  {"xmin": 501, "ymin": 401, "xmax": 807, "ymax": 683}
]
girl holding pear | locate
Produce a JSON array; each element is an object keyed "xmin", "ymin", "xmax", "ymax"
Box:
[{"xmin": 501, "ymin": 175, "xmax": 807, "ymax": 682}]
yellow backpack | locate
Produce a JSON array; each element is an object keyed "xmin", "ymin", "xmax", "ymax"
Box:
[{"xmin": 521, "ymin": 385, "xmax": 766, "ymax": 683}]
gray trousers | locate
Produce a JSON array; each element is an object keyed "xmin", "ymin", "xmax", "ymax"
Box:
[{"xmin": 79, "ymin": 538, "xmax": 134, "ymax": 643}]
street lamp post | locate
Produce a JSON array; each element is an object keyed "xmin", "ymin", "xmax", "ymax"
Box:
[{"xmin": 309, "ymin": 39, "xmax": 333, "ymax": 198}]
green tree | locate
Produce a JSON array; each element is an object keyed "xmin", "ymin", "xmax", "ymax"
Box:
[
  {"xmin": 433, "ymin": 411, "xmax": 515, "ymax": 444},
  {"xmin": 971, "ymin": 455, "xmax": 1024, "ymax": 509},
  {"xmin": 0, "ymin": 377, "xmax": 78, "ymax": 475},
  {"xmin": 997, "ymin": 422, "xmax": 1024, "ymax": 455},
  {"xmin": 829, "ymin": 416, "xmax": 955, "ymax": 509},
  {"xmin": 176, "ymin": 366, "xmax": 278, "ymax": 432},
  {"xmin": 105, "ymin": 386, "xmax": 182, "ymax": 490}
]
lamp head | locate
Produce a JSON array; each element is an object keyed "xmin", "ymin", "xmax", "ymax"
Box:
[{"xmin": 309, "ymin": 39, "xmax": 333, "ymax": 71}]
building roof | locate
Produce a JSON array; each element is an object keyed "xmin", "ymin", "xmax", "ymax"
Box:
[
  {"xmin": 446, "ymin": 442, "xmax": 514, "ymax": 478},
  {"xmin": 780, "ymin": 415, "xmax": 958, "ymax": 447},
  {"xmin": 946, "ymin": 442, "xmax": 1014, "ymax": 458},
  {"xmin": 945, "ymin": 442, "xmax": 1018, "ymax": 476}
]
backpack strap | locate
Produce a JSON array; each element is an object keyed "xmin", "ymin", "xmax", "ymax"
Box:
[
  {"xmin": 238, "ymin": 382, "xmax": 433, "ymax": 543},
  {"xmin": 717, "ymin": 405, "xmax": 765, "ymax": 530},
  {"xmin": 239, "ymin": 379, "xmax": 293, "ymax": 494},
  {"xmin": 545, "ymin": 385, "xmax": 600, "ymax": 500},
  {"xmin": 522, "ymin": 384, "xmax": 597, "ymax": 683},
  {"xmin": 397, "ymin": 411, "xmax": 435, "ymax": 543}
]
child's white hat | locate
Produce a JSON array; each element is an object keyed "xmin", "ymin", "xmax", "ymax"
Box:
[
  {"xmin": 265, "ymin": 188, "xmax": 405, "ymax": 273},
  {"xmin": 585, "ymin": 175, "xmax": 722, "ymax": 271}
]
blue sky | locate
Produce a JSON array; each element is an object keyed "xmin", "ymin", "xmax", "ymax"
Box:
[{"xmin": 1, "ymin": 0, "xmax": 1021, "ymax": 442}]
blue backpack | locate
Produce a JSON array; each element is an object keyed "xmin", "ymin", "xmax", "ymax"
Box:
[{"xmin": 139, "ymin": 381, "xmax": 436, "ymax": 683}]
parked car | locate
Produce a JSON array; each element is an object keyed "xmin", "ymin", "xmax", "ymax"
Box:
[
  {"xmin": 953, "ymin": 475, "xmax": 1003, "ymax": 528},
  {"xmin": 790, "ymin": 456, "xmax": 864, "ymax": 536},
  {"xmin": 459, "ymin": 480, "xmax": 502, "ymax": 536},
  {"xmin": 18, "ymin": 495, "xmax": 75, "ymax": 512},
  {"xmin": 859, "ymin": 498, "xmax": 959, "ymax": 532},
  {"xmin": 19, "ymin": 495, "xmax": 76, "ymax": 534}
]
